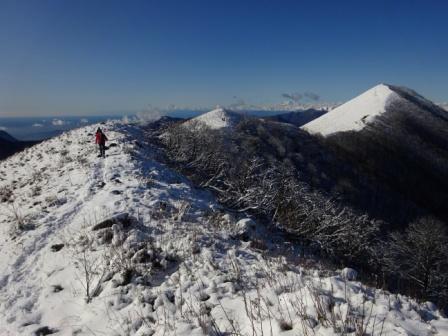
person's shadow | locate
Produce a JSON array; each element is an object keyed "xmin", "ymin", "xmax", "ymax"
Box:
[{"xmin": 105, "ymin": 143, "xmax": 118, "ymax": 150}]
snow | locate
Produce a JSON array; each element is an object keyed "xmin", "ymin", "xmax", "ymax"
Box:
[
  {"xmin": 0, "ymin": 121, "xmax": 447, "ymax": 335},
  {"xmin": 184, "ymin": 107, "xmax": 243, "ymax": 129},
  {"xmin": 302, "ymin": 84, "xmax": 400, "ymax": 136}
]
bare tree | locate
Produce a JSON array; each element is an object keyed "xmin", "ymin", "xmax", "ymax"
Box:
[
  {"xmin": 382, "ymin": 217, "xmax": 448, "ymax": 301},
  {"xmin": 162, "ymin": 121, "xmax": 379, "ymax": 262}
]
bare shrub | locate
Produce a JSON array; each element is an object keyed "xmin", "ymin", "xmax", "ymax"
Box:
[
  {"xmin": 3, "ymin": 202, "xmax": 32, "ymax": 233},
  {"xmin": 382, "ymin": 217, "xmax": 448, "ymax": 303},
  {"xmin": 66, "ymin": 228, "xmax": 107, "ymax": 303},
  {"xmin": 74, "ymin": 248, "xmax": 107, "ymax": 303}
]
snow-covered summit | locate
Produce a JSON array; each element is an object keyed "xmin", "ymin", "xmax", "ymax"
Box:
[
  {"xmin": 302, "ymin": 84, "xmax": 401, "ymax": 136},
  {"xmin": 184, "ymin": 107, "xmax": 243, "ymax": 129}
]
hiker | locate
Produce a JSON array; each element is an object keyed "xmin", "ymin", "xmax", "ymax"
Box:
[{"xmin": 95, "ymin": 128, "xmax": 108, "ymax": 158}]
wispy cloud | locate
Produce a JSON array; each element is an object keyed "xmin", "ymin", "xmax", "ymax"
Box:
[
  {"xmin": 281, "ymin": 92, "xmax": 303, "ymax": 102},
  {"xmin": 52, "ymin": 119, "xmax": 69, "ymax": 126},
  {"xmin": 304, "ymin": 92, "xmax": 320, "ymax": 101},
  {"xmin": 130, "ymin": 95, "xmax": 337, "ymax": 117},
  {"xmin": 0, "ymin": 126, "xmax": 7, "ymax": 131},
  {"xmin": 282, "ymin": 91, "xmax": 320, "ymax": 102},
  {"xmin": 32, "ymin": 123, "xmax": 44, "ymax": 127},
  {"xmin": 80, "ymin": 118, "xmax": 89, "ymax": 124}
]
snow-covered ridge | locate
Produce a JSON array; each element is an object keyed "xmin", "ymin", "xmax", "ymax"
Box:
[
  {"xmin": 183, "ymin": 107, "xmax": 243, "ymax": 129},
  {"xmin": 302, "ymin": 84, "xmax": 400, "ymax": 136},
  {"xmin": 1, "ymin": 122, "xmax": 447, "ymax": 335}
]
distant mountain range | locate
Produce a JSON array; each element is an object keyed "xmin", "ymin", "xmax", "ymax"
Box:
[{"xmin": 262, "ymin": 109, "xmax": 327, "ymax": 127}]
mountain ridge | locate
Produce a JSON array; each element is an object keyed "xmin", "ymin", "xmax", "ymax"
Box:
[
  {"xmin": 1, "ymin": 121, "xmax": 446, "ymax": 335},
  {"xmin": 317, "ymin": 84, "xmax": 448, "ymax": 224}
]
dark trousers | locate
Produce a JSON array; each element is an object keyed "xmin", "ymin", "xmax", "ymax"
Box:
[{"xmin": 99, "ymin": 143, "xmax": 106, "ymax": 157}]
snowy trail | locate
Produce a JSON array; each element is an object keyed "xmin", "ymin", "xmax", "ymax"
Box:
[
  {"xmin": 0, "ymin": 121, "xmax": 447, "ymax": 336},
  {"xmin": 0, "ymin": 127, "xmax": 121, "ymax": 331},
  {"xmin": 3, "ymin": 130, "xmax": 107, "ymax": 278}
]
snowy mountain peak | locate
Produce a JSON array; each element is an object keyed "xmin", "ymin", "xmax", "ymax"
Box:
[
  {"xmin": 302, "ymin": 84, "xmax": 401, "ymax": 136},
  {"xmin": 185, "ymin": 107, "xmax": 244, "ymax": 129}
]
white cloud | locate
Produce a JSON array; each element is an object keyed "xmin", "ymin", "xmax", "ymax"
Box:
[
  {"xmin": 52, "ymin": 119, "xmax": 67, "ymax": 126},
  {"xmin": 32, "ymin": 123, "xmax": 44, "ymax": 127},
  {"xmin": 135, "ymin": 108, "xmax": 163, "ymax": 125},
  {"xmin": 122, "ymin": 115, "xmax": 137, "ymax": 124},
  {"xmin": 0, "ymin": 126, "xmax": 7, "ymax": 131},
  {"xmin": 119, "ymin": 106, "xmax": 163, "ymax": 125},
  {"xmin": 80, "ymin": 118, "xmax": 89, "ymax": 123}
]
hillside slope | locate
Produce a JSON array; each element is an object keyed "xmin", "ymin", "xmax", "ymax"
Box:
[
  {"xmin": 0, "ymin": 122, "xmax": 447, "ymax": 335},
  {"xmin": 306, "ymin": 85, "xmax": 448, "ymax": 224}
]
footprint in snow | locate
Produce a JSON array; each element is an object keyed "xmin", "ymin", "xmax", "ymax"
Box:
[
  {"xmin": 33, "ymin": 326, "xmax": 58, "ymax": 336},
  {"xmin": 51, "ymin": 285, "xmax": 63, "ymax": 293},
  {"xmin": 50, "ymin": 244, "xmax": 64, "ymax": 252}
]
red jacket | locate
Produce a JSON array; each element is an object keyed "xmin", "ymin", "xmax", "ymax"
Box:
[{"xmin": 95, "ymin": 132, "xmax": 107, "ymax": 145}]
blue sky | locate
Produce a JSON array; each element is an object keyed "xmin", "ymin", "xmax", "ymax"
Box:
[{"xmin": 0, "ymin": 0, "xmax": 447, "ymax": 117}]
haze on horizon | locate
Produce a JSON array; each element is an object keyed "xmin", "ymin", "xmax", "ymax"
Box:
[{"xmin": 0, "ymin": 0, "xmax": 447, "ymax": 118}]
